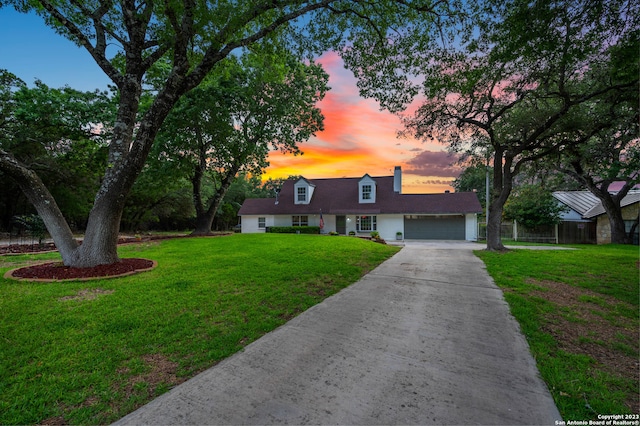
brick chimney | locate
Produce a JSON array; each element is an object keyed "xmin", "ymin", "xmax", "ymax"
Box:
[{"xmin": 394, "ymin": 166, "xmax": 402, "ymax": 193}]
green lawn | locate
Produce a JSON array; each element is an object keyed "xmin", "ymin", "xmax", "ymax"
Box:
[
  {"xmin": 475, "ymin": 244, "xmax": 639, "ymax": 420},
  {"xmin": 0, "ymin": 234, "xmax": 399, "ymax": 425}
]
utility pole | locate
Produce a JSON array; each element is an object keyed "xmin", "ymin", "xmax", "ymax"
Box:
[{"xmin": 485, "ymin": 150, "xmax": 490, "ymax": 225}]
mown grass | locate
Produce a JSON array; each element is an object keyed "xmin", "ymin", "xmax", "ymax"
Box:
[
  {"xmin": 475, "ymin": 244, "xmax": 639, "ymax": 420},
  {"xmin": 0, "ymin": 234, "xmax": 399, "ymax": 425}
]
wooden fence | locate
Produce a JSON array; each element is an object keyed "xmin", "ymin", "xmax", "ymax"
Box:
[{"xmin": 478, "ymin": 221, "xmax": 596, "ymax": 244}]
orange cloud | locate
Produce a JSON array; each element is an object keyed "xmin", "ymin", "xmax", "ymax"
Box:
[
  {"xmin": 403, "ymin": 175, "xmax": 456, "ymax": 194},
  {"xmin": 264, "ymin": 52, "xmax": 455, "ymax": 194}
]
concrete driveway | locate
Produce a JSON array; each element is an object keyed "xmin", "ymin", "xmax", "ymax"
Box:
[{"xmin": 114, "ymin": 241, "xmax": 562, "ymax": 425}]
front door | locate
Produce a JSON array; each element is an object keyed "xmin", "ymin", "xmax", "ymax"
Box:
[{"xmin": 336, "ymin": 215, "xmax": 346, "ymax": 235}]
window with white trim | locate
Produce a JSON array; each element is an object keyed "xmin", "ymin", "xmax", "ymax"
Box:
[
  {"xmin": 358, "ymin": 175, "xmax": 376, "ymax": 203},
  {"xmin": 356, "ymin": 215, "xmax": 377, "ymax": 232},
  {"xmin": 362, "ymin": 184, "xmax": 372, "ymax": 200},
  {"xmin": 297, "ymin": 187, "xmax": 307, "ymax": 202},
  {"xmin": 258, "ymin": 217, "xmax": 266, "ymax": 228},
  {"xmin": 292, "ymin": 215, "xmax": 309, "ymax": 226}
]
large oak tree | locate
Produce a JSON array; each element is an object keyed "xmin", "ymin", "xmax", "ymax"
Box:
[
  {"xmin": 343, "ymin": 0, "xmax": 638, "ymax": 250},
  {"xmin": 0, "ymin": 70, "xmax": 115, "ymax": 231},
  {"xmin": 0, "ymin": 0, "xmax": 453, "ymax": 266}
]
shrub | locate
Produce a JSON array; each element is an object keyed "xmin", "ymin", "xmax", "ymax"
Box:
[
  {"xmin": 504, "ymin": 184, "xmax": 568, "ymax": 229},
  {"xmin": 268, "ymin": 226, "xmax": 320, "ymax": 234},
  {"xmin": 11, "ymin": 214, "xmax": 47, "ymax": 246}
]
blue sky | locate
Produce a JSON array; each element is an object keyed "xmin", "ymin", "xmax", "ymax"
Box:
[
  {"xmin": 0, "ymin": 8, "xmax": 111, "ymax": 91},
  {"xmin": 0, "ymin": 7, "xmax": 460, "ymax": 193}
]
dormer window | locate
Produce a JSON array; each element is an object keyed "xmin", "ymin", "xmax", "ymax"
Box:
[
  {"xmin": 294, "ymin": 178, "xmax": 315, "ymax": 205},
  {"xmin": 297, "ymin": 187, "xmax": 307, "ymax": 203},
  {"xmin": 359, "ymin": 174, "xmax": 376, "ymax": 203},
  {"xmin": 362, "ymin": 185, "xmax": 372, "ymax": 200}
]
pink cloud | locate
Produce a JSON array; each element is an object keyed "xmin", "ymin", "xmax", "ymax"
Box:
[
  {"xmin": 404, "ymin": 150, "xmax": 462, "ymax": 178},
  {"xmin": 264, "ymin": 52, "xmax": 454, "ymax": 193}
]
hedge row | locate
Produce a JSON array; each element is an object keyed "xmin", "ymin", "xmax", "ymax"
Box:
[{"xmin": 267, "ymin": 226, "xmax": 321, "ymax": 234}]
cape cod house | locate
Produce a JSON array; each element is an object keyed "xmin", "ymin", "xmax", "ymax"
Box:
[{"xmin": 238, "ymin": 167, "xmax": 482, "ymax": 241}]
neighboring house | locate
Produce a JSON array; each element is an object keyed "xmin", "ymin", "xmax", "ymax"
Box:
[
  {"xmin": 552, "ymin": 191, "xmax": 599, "ymax": 244},
  {"xmin": 238, "ymin": 167, "xmax": 482, "ymax": 241},
  {"xmin": 583, "ymin": 192, "xmax": 640, "ymax": 245},
  {"xmin": 552, "ymin": 190, "xmax": 640, "ymax": 244}
]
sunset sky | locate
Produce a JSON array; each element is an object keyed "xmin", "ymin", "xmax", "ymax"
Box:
[
  {"xmin": 0, "ymin": 9, "xmax": 463, "ymax": 194},
  {"xmin": 264, "ymin": 52, "xmax": 462, "ymax": 193}
]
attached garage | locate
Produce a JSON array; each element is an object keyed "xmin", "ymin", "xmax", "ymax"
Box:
[{"xmin": 404, "ymin": 215, "xmax": 466, "ymax": 240}]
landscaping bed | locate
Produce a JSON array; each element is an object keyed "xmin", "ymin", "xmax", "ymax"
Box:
[{"xmin": 6, "ymin": 258, "xmax": 156, "ymax": 281}]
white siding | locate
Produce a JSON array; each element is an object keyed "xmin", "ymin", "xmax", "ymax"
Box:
[
  {"xmin": 320, "ymin": 215, "xmax": 335, "ymax": 234},
  {"xmin": 241, "ymin": 213, "xmax": 478, "ymax": 241},
  {"xmin": 465, "ymin": 213, "xmax": 478, "ymax": 241},
  {"xmin": 343, "ymin": 214, "xmax": 403, "ymax": 239},
  {"xmin": 241, "ymin": 215, "xmax": 273, "ymax": 233},
  {"xmin": 376, "ymin": 215, "xmax": 404, "ymax": 240}
]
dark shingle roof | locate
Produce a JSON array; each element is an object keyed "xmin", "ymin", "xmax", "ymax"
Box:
[{"xmin": 239, "ymin": 176, "xmax": 482, "ymax": 215}]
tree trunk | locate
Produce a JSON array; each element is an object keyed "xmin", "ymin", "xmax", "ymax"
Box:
[
  {"xmin": 608, "ymin": 212, "xmax": 630, "ymax": 244},
  {"xmin": 582, "ymin": 181, "xmax": 632, "ymax": 245},
  {"xmin": 65, "ymin": 195, "xmax": 123, "ymax": 267},
  {"xmin": 192, "ymin": 214, "xmax": 215, "ymax": 236},
  {"xmin": 191, "ymin": 164, "xmax": 241, "ymax": 236},
  {"xmin": 0, "ymin": 149, "xmax": 80, "ymax": 264},
  {"xmin": 0, "ymin": 151, "xmax": 122, "ymax": 267},
  {"xmin": 190, "ymin": 135, "xmax": 212, "ymax": 236},
  {"xmin": 600, "ymin": 194, "xmax": 631, "ymax": 244},
  {"xmin": 486, "ymin": 200, "xmax": 506, "ymax": 251},
  {"xmin": 485, "ymin": 150, "xmax": 513, "ymax": 251}
]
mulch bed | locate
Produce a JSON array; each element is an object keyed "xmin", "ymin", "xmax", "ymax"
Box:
[
  {"xmin": 2, "ymin": 233, "xmax": 232, "ymax": 281},
  {"xmin": 7, "ymin": 258, "xmax": 156, "ymax": 281},
  {"xmin": 0, "ymin": 235, "xmax": 174, "ymax": 256},
  {"xmin": 0, "ymin": 242, "xmax": 59, "ymax": 255}
]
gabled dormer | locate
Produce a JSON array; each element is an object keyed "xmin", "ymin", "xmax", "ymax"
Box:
[
  {"xmin": 359, "ymin": 174, "xmax": 376, "ymax": 204},
  {"xmin": 294, "ymin": 177, "xmax": 315, "ymax": 205}
]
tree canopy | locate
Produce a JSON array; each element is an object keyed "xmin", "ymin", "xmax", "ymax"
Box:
[
  {"xmin": 0, "ymin": 70, "xmax": 115, "ymax": 231},
  {"xmin": 0, "ymin": 0, "xmax": 457, "ymax": 266},
  {"xmin": 155, "ymin": 48, "xmax": 329, "ymax": 235},
  {"xmin": 343, "ymin": 0, "xmax": 639, "ymax": 250},
  {"xmin": 503, "ymin": 184, "xmax": 567, "ymax": 229}
]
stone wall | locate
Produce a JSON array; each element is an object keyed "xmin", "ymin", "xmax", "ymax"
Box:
[{"xmin": 595, "ymin": 202, "xmax": 639, "ymax": 244}]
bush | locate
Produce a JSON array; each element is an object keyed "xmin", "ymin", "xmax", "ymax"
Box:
[
  {"xmin": 267, "ymin": 226, "xmax": 320, "ymax": 234},
  {"xmin": 11, "ymin": 214, "xmax": 47, "ymax": 245},
  {"xmin": 504, "ymin": 184, "xmax": 568, "ymax": 229}
]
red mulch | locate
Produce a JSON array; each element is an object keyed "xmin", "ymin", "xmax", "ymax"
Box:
[
  {"xmin": 9, "ymin": 258, "xmax": 155, "ymax": 280},
  {"xmin": 0, "ymin": 236, "xmax": 169, "ymax": 256},
  {"xmin": 2, "ymin": 233, "xmax": 232, "ymax": 280},
  {"xmin": 0, "ymin": 242, "xmax": 59, "ymax": 255}
]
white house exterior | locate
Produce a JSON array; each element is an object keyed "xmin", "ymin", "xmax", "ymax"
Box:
[{"xmin": 238, "ymin": 167, "xmax": 482, "ymax": 241}]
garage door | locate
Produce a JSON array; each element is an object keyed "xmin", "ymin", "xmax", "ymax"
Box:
[{"xmin": 404, "ymin": 215, "xmax": 465, "ymax": 240}]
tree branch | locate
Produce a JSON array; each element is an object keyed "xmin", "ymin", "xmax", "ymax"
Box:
[{"xmin": 38, "ymin": 0, "xmax": 124, "ymax": 86}]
